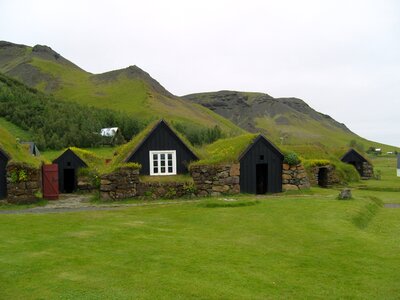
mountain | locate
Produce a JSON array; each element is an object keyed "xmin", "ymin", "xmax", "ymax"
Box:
[
  {"xmin": 183, "ymin": 91, "xmax": 393, "ymax": 152},
  {"xmin": 0, "ymin": 41, "xmax": 243, "ymax": 135}
]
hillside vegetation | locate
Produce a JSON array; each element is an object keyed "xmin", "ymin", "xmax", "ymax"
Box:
[
  {"xmin": 0, "ymin": 41, "xmax": 243, "ymax": 136},
  {"xmin": 184, "ymin": 91, "xmax": 397, "ymax": 152}
]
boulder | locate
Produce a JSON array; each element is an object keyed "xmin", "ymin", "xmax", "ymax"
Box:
[{"xmin": 338, "ymin": 188, "xmax": 352, "ymax": 200}]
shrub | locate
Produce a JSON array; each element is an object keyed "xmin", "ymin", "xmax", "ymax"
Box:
[{"xmin": 283, "ymin": 152, "xmax": 301, "ymax": 166}]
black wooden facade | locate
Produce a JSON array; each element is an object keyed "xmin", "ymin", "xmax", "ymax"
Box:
[
  {"xmin": 341, "ymin": 149, "xmax": 368, "ymax": 176},
  {"xmin": 0, "ymin": 149, "xmax": 9, "ymax": 199},
  {"xmin": 125, "ymin": 120, "xmax": 198, "ymax": 175},
  {"xmin": 239, "ymin": 135, "xmax": 283, "ymax": 194},
  {"xmin": 53, "ymin": 149, "xmax": 87, "ymax": 193}
]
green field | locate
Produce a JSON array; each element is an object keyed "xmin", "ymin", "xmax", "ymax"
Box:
[{"xmin": 0, "ymin": 157, "xmax": 399, "ymax": 299}]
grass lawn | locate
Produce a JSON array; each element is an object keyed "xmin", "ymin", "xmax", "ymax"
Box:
[{"xmin": 0, "ymin": 156, "xmax": 399, "ymax": 299}]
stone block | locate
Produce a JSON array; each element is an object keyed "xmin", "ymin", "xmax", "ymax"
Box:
[
  {"xmin": 282, "ymin": 184, "xmax": 299, "ymax": 191},
  {"xmin": 230, "ymin": 164, "xmax": 240, "ymax": 176},
  {"xmin": 283, "ymin": 164, "xmax": 290, "ymax": 170},
  {"xmin": 338, "ymin": 188, "xmax": 352, "ymax": 200},
  {"xmin": 100, "ymin": 179, "xmax": 112, "ymax": 185}
]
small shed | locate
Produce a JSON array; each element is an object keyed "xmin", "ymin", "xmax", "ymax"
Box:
[
  {"xmin": 341, "ymin": 148, "xmax": 373, "ymax": 178},
  {"xmin": 53, "ymin": 149, "xmax": 88, "ymax": 193},
  {"xmin": 124, "ymin": 120, "xmax": 198, "ymax": 175},
  {"xmin": 190, "ymin": 134, "xmax": 284, "ymax": 195},
  {"xmin": 239, "ymin": 135, "xmax": 284, "ymax": 194},
  {"xmin": 397, "ymin": 154, "xmax": 400, "ymax": 177},
  {"xmin": 0, "ymin": 148, "xmax": 10, "ymax": 199}
]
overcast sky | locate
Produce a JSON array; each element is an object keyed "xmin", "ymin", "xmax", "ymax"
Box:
[{"xmin": 1, "ymin": 0, "xmax": 399, "ymax": 146}]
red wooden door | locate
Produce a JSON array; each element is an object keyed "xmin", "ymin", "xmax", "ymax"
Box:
[{"xmin": 42, "ymin": 164, "xmax": 59, "ymax": 200}]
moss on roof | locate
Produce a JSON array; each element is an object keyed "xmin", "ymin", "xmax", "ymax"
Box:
[
  {"xmin": 110, "ymin": 120, "xmax": 199, "ymax": 169},
  {"xmin": 191, "ymin": 134, "xmax": 259, "ymax": 166},
  {"xmin": 0, "ymin": 127, "xmax": 43, "ymax": 167},
  {"xmin": 68, "ymin": 147, "xmax": 105, "ymax": 170}
]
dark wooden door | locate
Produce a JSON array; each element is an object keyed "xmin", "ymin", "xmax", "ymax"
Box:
[
  {"xmin": 42, "ymin": 164, "xmax": 59, "ymax": 200},
  {"xmin": 256, "ymin": 164, "xmax": 268, "ymax": 194}
]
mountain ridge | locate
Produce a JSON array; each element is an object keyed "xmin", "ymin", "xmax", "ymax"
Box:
[{"xmin": 0, "ymin": 41, "xmax": 243, "ymax": 135}]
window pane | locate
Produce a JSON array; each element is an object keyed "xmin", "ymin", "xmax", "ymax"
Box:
[
  {"xmin": 168, "ymin": 167, "xmax": 173, "ymax": 173},
  {"xmin": 168, "ymin": 154, "xmax": 172, "ymax": 160},
  {"xmin": 153, "ymin": 167, "xmax": 158, "ymax": 173},
  {"xmin": 153, "ymin": 154, "xmax": 157, "ymax": 160},
  {"xmin": 161, "ymin": 154, "xmax": 165, "ymax": 160},
  {"xmin": 161, "ymin": 167, "xmax": 165, "ymax": 173},
  {"xmin": 161, "ymin": 160, "xmax": 165, "ymax": 166},
  {"xmin": 154, "ymin": 161, "xmax": 158, "ymax": 166},
  {"xmin": 168, "ymin": 160, "xmax": 173, "ymax": 167}
]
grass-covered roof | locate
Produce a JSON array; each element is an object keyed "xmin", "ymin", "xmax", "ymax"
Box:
[
  {"xmin": 110, "ymin": 119, "xmax": 199, "ymax": 169},
  {"xmin": 67, "ymin": 147, "xmax": 105, "ymax": 170},
  {"xmin": 191, "ymin": 133, "xmax": 259, "ymax": 166},
  {"xmin": 0, "ymin": 127, "xmax": 43, "ymax": 167}
]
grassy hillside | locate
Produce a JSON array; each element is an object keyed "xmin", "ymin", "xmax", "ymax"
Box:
[
  {"xmin": 0, "ymin": 41, "xmax": 244, "ymax": 136},
  {"xmin": 184, "ymin": 91, "xmax": 398, "ymax": 152}
]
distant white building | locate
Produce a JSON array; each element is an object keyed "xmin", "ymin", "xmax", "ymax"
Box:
[
  {"xmin": 397, "ymin": 154, "xmax": 400, "ymax": 177},
  {"xmin": 100, "ymin": 127, "xmax": 119, "ymax": 137}
]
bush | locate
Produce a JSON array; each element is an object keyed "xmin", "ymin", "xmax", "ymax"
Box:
[{"xmin": 283, "ymin": 152, "xmax": 301, "ymax": 166}]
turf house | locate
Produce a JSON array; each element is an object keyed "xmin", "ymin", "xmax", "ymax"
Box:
[
  {"xmin": 0, "ymin": 148, "xmax": 9, "ymax": 199},
  {"xmin": 123, "ymin": 120, "xmax": 198, "ymax": 176},
  {"xmin": 0, "ymin": 127, "xmax": 42, "ymax": 203},
  {"xmin": 341, "ymin": 148, "xmax": 373, "ymax": 179},
  {"xmin": 53, "ymin": 148, "xmax": 88, "ymax": 193},
  {"xmin": 190, "ymin": 134, "xmax": 308, "ymax": 196}
]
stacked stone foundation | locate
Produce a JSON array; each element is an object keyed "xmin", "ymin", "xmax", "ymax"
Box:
[
  {"xmin": 308, "ymin": 165, "xmax": 340, "ymax": 186},
  {"xmin": 282, "ymin": 163, "xmax": 311, "ymax": 191},
  {"xmin": 190, "ymin": 164, "xmax": 240, "ymax": 197},
  {"xmin": 99, "ymin": 166, "xmax": 195, "ymax": 200},
  {"xmin": 361, "ymin": 162, "xmax": 373, "ymax": 179},
  {"xmin": 6, "ymin": 162, "xmax": 40, "ymax": 204}
]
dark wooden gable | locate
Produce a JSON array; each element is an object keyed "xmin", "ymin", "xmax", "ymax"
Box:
[
  {"xmin": 341, "ymin": 149, "xmax": 368, "ymax": 164},
  {"xmin": 0, "ymin": 148, "xmax": 10, "ymax": 199},
  {"xmin": 125, "ymin": 120, "xmax": 198, "ymax": 175},
  {"xmin": 239, "ymin": 135, "xmax": 284, "ymax": 194},
  {"xmin": 53, "ymin": 149, "xmax": 87, "ymax": 193}
]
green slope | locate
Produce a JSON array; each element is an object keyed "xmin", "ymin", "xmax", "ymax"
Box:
[
  {"xmin": 0, "ymin": 41, "xmax": 244, "ymax": 135},
  {"xmin": 184, "ymin": 91, "xmax": 398, "ymax": 153},
  {"xmin": 0, "ymin": 117, "xmax": 32, "ymax": 141}
]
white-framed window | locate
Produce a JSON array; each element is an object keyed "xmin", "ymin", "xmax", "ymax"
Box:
[{"xmin": 149, "ymin": 150, "xmax": 177, "ymax": 176}]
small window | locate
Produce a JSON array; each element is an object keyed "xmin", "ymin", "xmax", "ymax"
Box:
[
  {"xmin": 259, "ymin": 155, "xmax": 264, "ymax": 161},
  {"xmin": 67, "ymin": 162, "xmax": 71, "ymax": 166},
  {"xmin": 149, "ymin": 150, "xmax": 177, "ymax": 176}
]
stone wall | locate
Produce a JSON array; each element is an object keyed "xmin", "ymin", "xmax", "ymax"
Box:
[
  {"xmin": 6, "ymin": 162, "xmax": 40, "ymax": 204},
  {"xmin": 77, "ymin": 175, "xmax": 96, "ymax": 192},
  {"xmin": 190, "ymin": 164, "xmax": 240, "ymax": 196},
  {"xmin": 100, "ymin": 167, "xmax": 140, "ymax": 200},
  {"xmin": 308, "ymin": 165, "xmax": 340, "ymax": 187},
  {"xmin": 100, "ymin": 166, "xmax": 195, "ymax": 200},
  {"xmin": 361, "ymin": 162, "xmax": 373, "ymax": 179},
  {"xmin": 136, "ymin": 182, "xmax": 194, "ymax": 199},
  {"xmin": 282, "ymin": 163, "xmax": 310, "ymax": 191}
]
